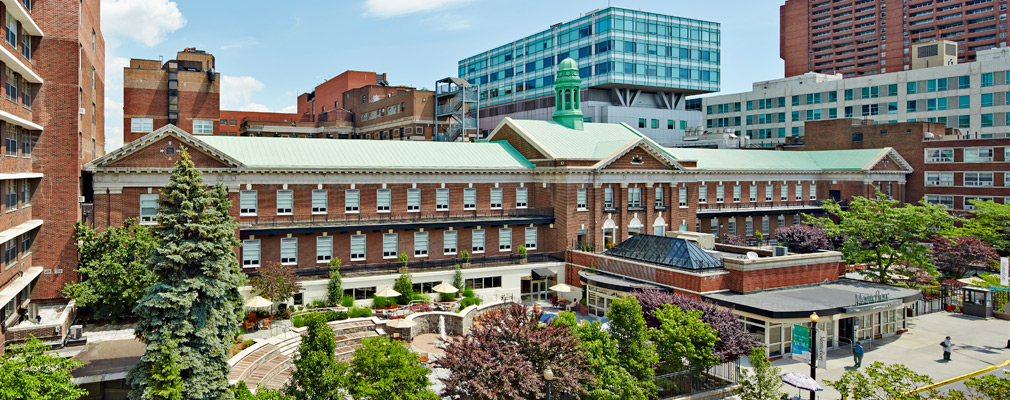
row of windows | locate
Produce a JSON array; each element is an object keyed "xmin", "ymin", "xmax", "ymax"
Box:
[
  {"xmin": 697, "ymin": 183, "xmax": 817, "ymax": 203},
  {"xmin": 925, "ymin": 195, "xmax": 1008, "ymax": 211},
  {"xmin": 233, "ymin": 187, "xmax": 530, "ymax": 217},
  {"xmin": 2, "ymin": 179, "xmax": 31, "ymax": 212},
  {"xmin": 926, "ymin": 171, "xmax": 1009, "ymax": 187},
  {"xmin": 241, "ymin": 227, "xmax": 539, "ymax": 267},
  {"xmin": 2, "ymin": 233, "xmax": 31, "ymax": 270},
  {"xmin": 3, "ymin": 123, "xmax": 33, "ymax": 158},
  {"xmin": 700, "ymin": 214, "xmax": 802, "ymax": 237},
  {"xmin": 926, "ymin": 147, "xmax": 1009, "ymax": 163},
  {"xmin": 638, "ymin": 118, "xmax": 688, "ymax": 130},
  {"xmin": 131, "ymin": 117, "xmax": 214, "ymax": 134}
]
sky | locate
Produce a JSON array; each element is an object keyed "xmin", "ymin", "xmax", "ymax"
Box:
[{"xmin": 101, "ymin": 0, "xmax": 782, "ymax": 151}]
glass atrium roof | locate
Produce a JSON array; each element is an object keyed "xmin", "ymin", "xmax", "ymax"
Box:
[{"xmin": 604, "ymin": 234, "xmax": 723, "ymax": 271}]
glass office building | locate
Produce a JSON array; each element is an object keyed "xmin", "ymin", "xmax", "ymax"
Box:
[{"xmin": 456, "ymin": 7, "xmax": 720, "ymax": 145}]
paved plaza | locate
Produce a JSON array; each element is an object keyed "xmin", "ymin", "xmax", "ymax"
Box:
[{"xmin": 773, "ymin": 312, "xmax": 1010, "ymax": 398}]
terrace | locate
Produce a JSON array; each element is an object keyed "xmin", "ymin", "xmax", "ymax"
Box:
[{"xmin": 239, "ymin": 207, "xmax": 555, "ymax": 236}]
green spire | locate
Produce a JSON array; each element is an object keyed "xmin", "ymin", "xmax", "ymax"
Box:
[{"xmin": 552, "ymin": 57, "xmax": 584, "ymax": 130}]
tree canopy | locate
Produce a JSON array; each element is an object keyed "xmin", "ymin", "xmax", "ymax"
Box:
[
  {"xmin": 774, "ymin": 224, "xmax": 831, "ymax": 254},
  {"xmin": 0, "ymin": 335, "xmax": 86, "ymax": 400},
  {"xmin": 931, "ymin": 236, "xmax": 999, "ymax": 279},
  {"xmin": 827, "ymin": 361, "xmax": 933, "ymax": 400},
  {"xmin": 285, "ymin": 314, "xmax": 346, "ymax": 400},
  {"xmin": 346, "ymin": 336, "xmax": 437, "ymax": 400},
  {"xmin": 552, "ymin": 312, "xmax": 650, "ymax": 400},
  {"xmin": 633, "ymin": 288, "xmax": 760, "ymax": 362},
  {"xmin": 735, "ymin": 347, "xmax": 785, "ymax": 400},
  {"xmin": 651, "ymin": 304, "xmax": 720, "ymax": 374},
  {"xmin": 957, "ymin": 199, "xmax": 1010, "ymax": 253},
  {"xmin": 325, "ymin": 258, "xmax": 342, "ymax": 306},
  {"xmin": 250, "ymin": 262, "xmax": 300, "ymax": 309},
  {"xmin": 606, "ymin": 296, "xmax": 658, "ymax": 396}
]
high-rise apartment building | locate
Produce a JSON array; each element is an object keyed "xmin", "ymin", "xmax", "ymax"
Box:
[
  {"xmin": 1, "ymin": 0, "xmax": 104, "ymax": 351},
  {"xmin": 780, "ymin": 0, "xmax": 1008, "ymax": 78},
  {"xmin": 457, "ymin": 7, "xmax": 720, "ymax": 145},
  {"xmin": 123, "ymin": 48, "xmax": 219, "ymax": 144}
]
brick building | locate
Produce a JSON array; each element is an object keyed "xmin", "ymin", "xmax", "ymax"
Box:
[
  {"xmin": 1, "ymin": 0, "xmax": 104, "ymax": 351},
  {"xmin": 296, "ymin": 70, "xmax": 386, "ymax": 119},
  {"xmin": 342, "ymin": 85, "xmax": 435, "ymax": 140},
  {"xmin": 780, "ymin": 0, "xmax": 1008, "ymax": 78},
  {"xmin": 123, "ymin": 48, "xmax": 219, "ymax": 143}
]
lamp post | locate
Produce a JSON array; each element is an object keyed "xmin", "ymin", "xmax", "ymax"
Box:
[
  {"xmin": 809, "ymin": 312, "xmax": 819, "ymax": 400},
  {"xmin": 543, "ymin": 366, "xmax": 555, "ymax": 400}
]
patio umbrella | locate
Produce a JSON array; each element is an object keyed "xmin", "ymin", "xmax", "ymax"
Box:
[
  {"xmin": 432, "ymin": 282, "xmax": 458, "ymax": 294},
  {"xmin": 375, "ymin": 287, "xmax": 401, "ymax": 298},
  {"xmin": 386, "ymin": 319, "xmax": 416, "ymax": 329},
  {"xmin": 549, "ymin": 283, "xmax": 574, "ymax": 293},
  {"xmin": 781, "ymin": 372, "xmax": 823, "ymax": 392},
  {"xmin": 245, "ymin": 295, "xmax": 272, "ymax": 309}
]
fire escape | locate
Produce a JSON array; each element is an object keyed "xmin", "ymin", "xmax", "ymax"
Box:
[{"xmin": 434, "ymin": 77, "xmax": 478, "ymax": 142}]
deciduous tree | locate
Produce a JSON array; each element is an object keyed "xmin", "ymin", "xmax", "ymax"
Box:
[
  {"xmin": 250, "ymin": 262, "xmax": 301, "ymax": 311},
  {"xmin": 285, "ymin": 314, "xmax": 346, "ymax": 400},
  {"xmin": 347, "ymin": 336, "xmax": 437, "ymax": 400},
  {"xmin": 63, "ymin": 219, "xmax": 158, "ymax": 320},
  {"xmin": 651, "ymin": 304, "xmax": 720, "ymax": 374},
  {"xmin": 805, "ymin": 193, "xmax": 961, "ymax": 284},
  {"xmin": 633, "ymin": 288, "xmax": 760, "ymax": 362},
  {"xmin": 606, "ymin": 296, "xmax": 658, "ymax": 396},
  {"xmin": 957, "ymin": 199, "xmax": 1010, "ymax": 253},
  {"xmin": 127, "ymin": 150, "xmax": 247, "ymax": 400},
  {"xmin": 826, "ymin": 361, "xmax": 933, "ymax": 400},
  {"xmin": 393, "ymin": 272, "xmax": 414, "ymax": 305},
  {"xmin": 0, "ymin": 335, "xmax": 86, "ymax": 400},
  {"xmin": 736, "ymin": 347, "xmax": 785, "ymax": 400},
  {"xmin": 325, "ymin": 258, "xmax": 342, "ymax": 306},
  {"xmin": 931, "ymin": 236, "xmax": 999, "ymax": 279},
  {"xmin": 553, "ymin": 312, "xmax": 650, "ymax": 400},
  {"xmin": 774, "ymin": 224, "xmax": 831, "ymax": 254}
]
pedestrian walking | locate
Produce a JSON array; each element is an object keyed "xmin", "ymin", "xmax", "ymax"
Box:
[
  {"xmin": 852, "ymin": 341, "xmax": 864, "ymax": 368},
  {"xmin": 941, "ymin": 336, "xmax": 953, "ymax": 361}
]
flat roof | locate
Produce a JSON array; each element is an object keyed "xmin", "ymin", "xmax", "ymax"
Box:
[
  {"xmin": 70, "ymin": 339, "xmax": 144, "ymax": 383},
  {"xmin": 704, "ymin": 279, "xmax": 920, "ymax": 319}
]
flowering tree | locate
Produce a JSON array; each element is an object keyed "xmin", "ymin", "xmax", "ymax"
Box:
[
  {"xmin": 435, "ymin": 303, "xmax": 592, "ymax": 400},
  {"xmin": 774, "ymin": 224, "xmax": 831, "ymax": 253},
  {"xmin": 633, "ymin": 288, "xmax": 760, "ymax": 362},
  {"xmin": 931, "ymin": 236, "xmax": 999, "ymax": 279}
]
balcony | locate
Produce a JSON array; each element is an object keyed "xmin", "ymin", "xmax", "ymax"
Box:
[
  {"xmin": 695, "ymin": 201, "xmax": 844, "ymax": 217},
  {"xmin": 239, "ymin": 207, "xmax": 555, "ymax": 235},
  {"xmin": 267, "ymin": 251, "xmax": 566, "ymax": 279}
]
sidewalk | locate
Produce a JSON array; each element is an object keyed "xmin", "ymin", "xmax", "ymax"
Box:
[{"xmin": 772, "ymin": 312, "xmax": 1010, "ymax": 398}]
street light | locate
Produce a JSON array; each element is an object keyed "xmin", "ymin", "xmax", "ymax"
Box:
[
  {"xmin": 809, "ymin": 312, "xmax": 820, "ymax": 400},
  {"xmin": 543, "ymin": 366, "xmax": 555, "ymax": 400}
]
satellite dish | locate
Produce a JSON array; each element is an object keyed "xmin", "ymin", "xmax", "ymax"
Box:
[{"xmin": 746, "ymin": 251, "xmax": 759, "ymax": 259}]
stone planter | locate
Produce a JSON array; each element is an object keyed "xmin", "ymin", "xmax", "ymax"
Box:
[
  {"xmin": 579, "ymin": 303, "xmax": 588, "ymax": 315},
  {"xmin": 398, "ymin": 266, "xmax": 408, "ymax": 273},
  {"xmin": 518, "ymin": 258, "xmax": 527, "ymax": 264},
  {"xmin": 461, "ymin": 262, "xmax": 471, "ymax": 269}
]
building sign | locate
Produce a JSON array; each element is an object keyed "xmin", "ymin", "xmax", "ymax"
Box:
[
  {"xmin": 845, "ymin": 299, "xmax": 901, "ymax": 315},
  {"xmin": 854, "ymin": 290, "xmax": 889, "ymax": 306},
  {"xmin": 1001, "ymin": 257, "xmax": 1008, "ymax": 287},
  {"xmin": 816, "ymin": 328, "xmax": 828, "ymax": 369},
  {"xmin": 791, "ymin": 324, "xmax": 810, "ymax": 363}
]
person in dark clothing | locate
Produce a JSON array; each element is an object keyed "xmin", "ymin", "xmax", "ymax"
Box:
[
  {"xmin": 853, "ymin": 342, "xmax": 864, "ymax": 367},
  {"xmin": 941, "ymin": 336, "xmax": 953, "ymax": 361}
]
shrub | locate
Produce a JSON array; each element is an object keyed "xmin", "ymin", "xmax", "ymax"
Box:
[
  {"xmin": 292, "ymin": 315, "xmax": 307, "ymax": 328},
  {"xmin": 459, "ymin": 296, "xmax": 482, "ymax": 309},
  {"xmin": 719, "ymin": 234, "xmax": 750, "ymax": 246},
  {"xmin": 241, "ymin": 339, "xmax": 254, "ymax": 348},
  {"xmin": 393, "ymin": 273, "xmax": 415, "ymax": 305},
  {"xmin": 349, "ymin": 307, "xmax": 373, "ymax": 318},
  {"xmin": 322, "ymin": 311, "xmax": 339, "ymax": 321},
  {"xmin": 341, "ymin": 295, "xmax": 354, "ymax": 308},
  {"xmin": 310, "ymin": 299, "xmax": 326, "ymax": 309},
  {"xmin": 411, "ymin": 293, "xmax": 429, "ymax": 303},
  {"xmin": 373, "ymin": 296, "xmax": 391, "ymax": 309},
  {"xmin": 462, "ymin": 286, "xmax": 475, "ymax": 298},
  {"xmin": 460, "ymin": 250, "xmax": 470, "ymax": 263},
  {"xmin": 517, "ymin": 245, "xmax": 527, "ymax": 259},
  {"xmin": 439, "ymin": 292, "xmax": 456, "ymax": 302},
  {"xmin": 774, "ymin": 225, "xmax": 830, "ymax": 253},
  {"xmin": 397, "ymin": 252, "xmax": 409, "ymax": 269}
]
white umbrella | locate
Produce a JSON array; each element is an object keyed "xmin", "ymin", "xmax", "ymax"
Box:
[
  {"xmin": 375, "ymin": 287, "xmax": 401, "ymax": 298},
  {"xmin": 386, "ymin": 319, "xmax": 417, "ymax": 329},
  {"xmin": 245, "ymin": 295, "xmax": 272, "ymax": 309},
  {"xmin": 549, "ymin": 283, "xmax": 574, "ymax": 293},
  {"xmin": 432, "ymin": 282, "xmax": 459, "ymax": 294}
]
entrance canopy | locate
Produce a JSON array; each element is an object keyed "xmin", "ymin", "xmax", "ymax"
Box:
[
  {"xmin": 531, "ymin": 268, "xmax": 556, "ymax": 280},
  {"xmin": 578, "ymin": 270, "xmax": 658, "ymax": 293},
  {"xmin": 704, "ymin": 279, "xmax": 920, "ymax": 319}
]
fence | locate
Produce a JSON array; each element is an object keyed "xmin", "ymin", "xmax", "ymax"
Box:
[
  {"xmin": 908, "ymin": 282, "xmax": 964, "ymax": 317},
  {"xmin": 655, "ymin": 359, "xmax": 741, "ymax": 399}
]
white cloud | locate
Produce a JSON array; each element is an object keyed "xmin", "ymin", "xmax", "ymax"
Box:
[
  {"xmin": 221, "ymin": 75, "xmax": 296, "ymax": 113},
  {"xmin": 102, "ymin": 0, "xmax": 187, "ymax": 47},
  {"xmin": 280, "ymin": 105, "xmax": 297, "ymax": 113},
  {"xmin": 422, "ymin": 14, "xmax": 471, "ymax": 31},
  {"xmin": 104, "ymin": 96, "xmax": 124, "ymax": 151},
  {"xmin": 221, "ymin": 37, "xmax": 259, "ymax": 50},
  {"xmin": 363, "ymin": 0, "xmax": 474, "ymax": 18}
]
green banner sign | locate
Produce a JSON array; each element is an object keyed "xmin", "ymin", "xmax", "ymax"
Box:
[{"xmin": 792, "ymin": 324, "xmax": 810, "ymax": 362}]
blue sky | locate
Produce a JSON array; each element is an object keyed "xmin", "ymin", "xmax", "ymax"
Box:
[{"xmin": 102, "ymin": 0, "xmax": 782, "ymax": 150}]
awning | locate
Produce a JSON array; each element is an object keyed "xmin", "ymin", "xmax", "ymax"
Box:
[
  {"xmin": 0, "ymin": 266, "xmax": 42, "ymax": 307},
  {"xmin": 704, "ymin": 279, "xmax": 921, "ymax": 319},
  {"xmin": 0, "ymin": 172, "xmax": 43, "ymax": 181},
  {"xmin": 578, "ymin": 270, "xmax": 658, "ymax": 293},
  {"xmin": 0, "ymin": 219, "xmax": 42, "ymax": 245},
  {"xmin": 532, "ymin": 268, "xmax": 556, "ymax": 280}
]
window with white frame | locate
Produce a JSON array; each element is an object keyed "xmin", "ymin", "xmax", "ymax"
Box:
[
  {"xmin": 525, "ymin": 227, "xmax": 537, "ymax": 250},
  {"xmin": 655, "ymin": 187, "xmax": 665, "ymax": 208},
  {"xmin": 345, "ymin": 189, "xmax": 360, "ymax": 212},
  {"xmin": 761, "ymin": 216, "xmax": 770, "ymax": 235},
  {"xmin": 793, "ymin": 214, "xmax": 801, "ymax": 225},
  {"xmin": 604, "ymin": 187, "xmax": 614, "ymax": 208},
  {"xmin": 748, "ymin": 185, "xmax": 757, "ymax": 202},
  {"xmin": 472, "ymin": 229, "xmax": 485, "ymax": 253},
  {"xmin": 130, "ymin": 117, "xmax": 153, "ymax": 132},
  {"xmin": 515, "ymin": 187, "xmax": 528, "ymax": 208},
  {"xmin": 463, "ymin": 188, "xmax": 476, "ymax": 210},
  {"xmin": 242, "ymin": 239, "xmax": 260, "ymax": 267},
  {"xmin": 778, "ymin": 215, "xmax": 785, "ymax": 227},
  {"xmin": 715, "ymin": 185, "xmax": 725, "ymax": 203},
  {"xmin": 280, "ymin": 238, "xmax": 298, "ymax": 265},
  {"xmin": 964, "ymin": 197, "xmax": 994, "ymax": 210},
  {"xmin": 709, "ymin": 219, "xmax": 718, "ymax": 235},
  {"xmin": 794, "ymin": 184, "xmax": 802, "ymax": 201},
  {"xmin": 964, "ymin": 172, "xmax": 994, "ymax": 187},
  {"xmin": 926, "ymin": 172, "xmax": 954, "ymax": 186},
  {"xmin": 382, "ymin": 233, "xmax": 398, "ymax": 259},
  {"xmin": 276, "ymin": 190, "xmax": 293, "ymax": 215},
  {"xmin": 679, "ymin": 186, "xmax": 687, "ymax": 207},
  {"xmin": 350, "ymin": 235, "xmax": 366, "ymax": 261},
  {"xmin": 765, "ymin": 184, "xmax": 773, "ymax": 201},
  {"xmin": 964, "ymin": 148, "xmax": 994, "ymax": 163},
  {"xmin": 490, "ymin": 187, "xmax": 502, "ymax": 209},
  {"xmin": 414, "ymin": 232, "xmax": 428, "ymax": 257},
  {"xmin": 311, "ymin": 190, "xmax": 327, "ymax": 214},
  {"xmin": 745, "ymin": 217, "xmax": 753, "ymax": 236},
  {"xmin": 780, "ymin": 184, "xmax": 788, "ymax": 201},
  {"xmin": 444, "ymin": 231, "xmax": 457, "ymax": 254},
  {"xmin": 925, "ymin": 195, "xmax": 954, "ymax": 208},
  {"xmin": 240, "ymin": 190, "xmax": 257, "ymax": 215},
  {"xmin": 139, "ymin": 194, "xmax": 158, "ymax": 224},
  {"xmin": 732, "ymin": 184, "xmax": 741, "ymax": 203},
  {"xmin": 498, "ymin": 228, "xmax": 511, "ymax": 251},
  {"xmin": 376, "ymin": 189, "xmax": 391, "ymax": 212},
  {"xmin": 698, "ymin": 185, "xmax": 707, "ymax": 203},
  {"xmin": 628, "ymin": 187, "xmax": 642, "ymax": 208},
  {"xmin": 809, "ymin": 184, "xmax": 817, "ymax": 200},
  {"xmin": 436, "ymin": 188, "xmax": 449, "ymax": 210},
  {"xmin": 728, "ymin": 219, "xmax": 736, "ymax": 235},
  {"xmin": 925, "ymin": 148, "xmax": 953, "ymax": 163},
  {"xmin": 193, "ymin": 119, "xmax": 214, "ymax": 135},
  {"xmin": 407, "ymin": 188, "xmax": 421, "ymax": 211},
  {"xmin": 316, "ymin": 236, "xmax": 332, "ymax": 263},
  {"xmin": 577, "ymin": 188, "xmax": 588, "ymax": 211}
]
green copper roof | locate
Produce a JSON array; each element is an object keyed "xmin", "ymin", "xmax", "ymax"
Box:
[
  {"xmin": 662, "ymin": 148, "xmax": 888, "ymax": 171},
  {"xmin": 507, "ymin": 119, "xmax": 646, "ymax": 159},
  {"xmin": 197, "ymin": 136, "xmax": 534, "ymax": 170}
]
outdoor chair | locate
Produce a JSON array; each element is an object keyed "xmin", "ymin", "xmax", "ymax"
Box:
[{"xmin": 243, "ymin": 320, "xmax": 255, "ymax": 332}]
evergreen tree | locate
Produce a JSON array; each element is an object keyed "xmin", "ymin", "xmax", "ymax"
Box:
[
  {"xmin": 393, "ymin": 272, "xmax": 414, "ymax": 305},
  {"xmin": 285, "ymin": 314, "xmax": 346, "ymax": 400},
  {"xmin": 451, "ymin": 265, "xmax": 463, "ymax": 297},
  {"xmin": 325, "ymin": 258, "xmax": 342, "ymax": 306},
  {"xmin": 147, "ymin": 341, "xmax": 183, "ymax": 400},
  {"xmin": 127, "ymin": 149, "xmax": 246, "ymax": 400}
]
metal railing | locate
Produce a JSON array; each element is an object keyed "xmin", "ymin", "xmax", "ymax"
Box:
[
  {"xmin": 241, "ymin": 207, "xmax": 554, "ymax": 228},
  {"xmin": 696, "ymin": 200, "xmax": 835, "ymax": 212},
  {"xmin": 655, "ymin": 359, "xmax": 741, "ymax": 398},
  {"xmin": 269, "ymin": 251, "xmax": 566, "ymax": 279}
]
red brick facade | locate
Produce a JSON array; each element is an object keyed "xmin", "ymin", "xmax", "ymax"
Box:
[{"xmin": 123, "ymin": 49, "xmax": 219, "ymax": 143}]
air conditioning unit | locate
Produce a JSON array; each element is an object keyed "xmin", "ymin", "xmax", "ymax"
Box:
[
  {"xmin": 78, "ymin": 196, "xmax": 85, "ymax": 203},
  {"xmin": 70, "ymin": 325, "xmax": 83, "ymax": 340},
  {"xmin": 774, "ymin": 246, "xmax": 788, "ymax": 257},
  {"xmin": 78, "ymin": 108, "xmax": 85, "ymax": 115}
]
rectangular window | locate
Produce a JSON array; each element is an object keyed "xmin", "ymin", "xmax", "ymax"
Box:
[
  {"xmin": 628, "ymin": 187, "xmax": 642, "ymax": 208},
  {"xmin": 242, "ymin": 239, "xmax": 260, "ymax": 267},
  {"xmin": 794, "ymin": 183, "xmax": 802, "ymax": 201},
  {"xmin": 780, "ymin": 184, "xmax": 788, "ymax": 201},
  {"xmin": 748, "ymin": 185, "xmax": 757, "ymax": 202},
  {"xmin": 350, "ymin": 235, "xmax": 366, "ymax": 261},
  {"xmin": 414, "ymin": 232, "xmax": 428, "ymax": 257},
  {"xmin": 655, "ymin": 186, "xmax": 664, "ymax": 208},
  {"xmin": 982, "ymin": 73, "xmax": 994, "ymax": 87},
  {"xmin": 525, "ymin": 227, "xmax": 537, "ymax": 250},
  {"xmin": 139, "ymin": 194, "xmax": 158, "ymax": 223},
  {"xmin": 376, "ymin": 189, "xmax": 391, "ymax": 212},
  {"xmin": 383, "ymin": 233, "xmax": 398, "ymax": 259},
  {"xmin": 472, "ymin": 229, "xmax": 485, "ymax": 253},
  {"xmin": 436, "ymin": 188, "xmax": 449, "ymax": 210},
  {"xmin": 698, "ymin": 185, "xmax": 707, "ymax": 203},
  {"xmin": 498, "ymin": 228, "xmax": 512, "ymax": 252},
  {"xmin": 925, "ymin": 195, "xmax": 954, "ymax": 208},
  {"xmin": 345, "ymin": 189, "xmax": 360, "ymax": 212},
  {"xmin": 577, "ymin": 188, "xmax": 587, "ymax": 211},
  {"xmin": 732, "ymin": 184, "xmax": 741, "ymax": 203},
  {"xmin": 907, "ymin": 81, "xmax": 918, "ymax": 94},
  {"xmin": 964, "ymin": 172, "xmax": 994, "ymax": 187},
  {"xmin": 407, "ymin": 188, "xmax": 421, "ymax": 211},
  {"xmin": 728, "ymin": 219, "xmax": 736, "ymax": 236},
  {"xmin": 490, "ymin": 187, "xmax": 502, "ymax": 209},
  {"xmin": 312, "ymin": 190, "xmax": 327, "ymax": 214},
  {"xmin": 925, "ymin": 148, "xmax": 954, "ymax": 162},
  {"xmin": 316, "ymin": 236, "xmax": 332, "ymax": 263},
  {"xmin": 464, "ymin": 188, "xmax": 477, "ymax": 210},
  {"xmin": 513, "ymin": 185, "xmax": 529, "ymax": 208},
  {"xmin": 678, "ymin": 186, "xmax": 687, "ymax": 207},
  {"xmin": 444, "ymin": 231, "xmax": 458, "ymax": 255},
  {"xmin": 280, "ymin": 237, "xmax": 298, "ymax": 265},
  {"xmin": 765, "ymin": 184, "xmax": 773, "ymax": 202},
  {"xmin": 926, "ymin": 172, "xmax": 954, "ymax": 186},
  {"xmin": 130, "ymin": 117, "xmax": 153, "ymax": 133},
  {"xmin": 20, "ymin": 130, "xmax": 30, "ymax": 157},
  {"xmin": 19, "ymin": 180, "xmax": 28, "ymax": 206},
  {"xmin": 964, "ymin": 148, "xmax": 994, "ymax": 162},
  {"xmin": 193, "ymin": 119, "xmax": 214, "ymax": 135},
  {"xmin": 982, "ymin": 93, "xmax": 994, "ymax": 107},
  {"xmin": 715, "ymin": 184, "xmax": 725, "ymax": 203},
  {"xmin": 239, "ymin": 190, "xmax": 258, "ymax": 216},
  {"xmin": 778, "ymin": 215, "xmax": 785, "ymax": 227},
  {"xmin": 959, "ymin": 75, "xmax": 971, "ymax": 89},
  {"xmin": 604, "ymin": 187, "xmax": 614, "ymax": 208},
  {"xmin": 276, "ymin": 190, "xmax": 293, "ymax": 215},
  {"xmin": 958, "ymin": 95, "xmax": 970, "ymax": 109},
  {"xmin": 958, "ymin": 115, "xmax": 971, "ymax": 128},
  {"xmin": 809, "ymin": 184, "xmax": 817, "ymax": 200}
]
